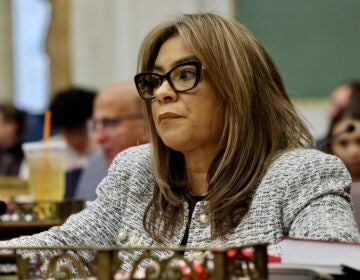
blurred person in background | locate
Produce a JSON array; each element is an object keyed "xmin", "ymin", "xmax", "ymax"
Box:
[
  {"xmin": 50, "ymin": 87, "xmax": 97, "ymax": 166},
  {"xmin": 49, "ymin": 87, "xmax": 97, "ymax": 197},
  {"xmin": 326, "ymin": 81, "xmax": 360, "ymax": 120},
  {"xmin": 74, "ymin": 81, "xmax": 148, "ymax": 202},
  {"xmin": 317, "ymin": 80, "xmax": 360, "ymax": 149},
  {"xmin": 323, "ymin": 105, "xmax": 360, "ymax": 182},
  {"xmin": 0, "ymin": 103, "xmax": 26, "ymax": 176}
]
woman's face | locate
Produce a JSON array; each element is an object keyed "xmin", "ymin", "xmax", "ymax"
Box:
[
  {"xmin": 331, "ymin": 118, "xmax": 360, "ymax": 182},
  {"xmin": 150, "ymin": 36, "xmax": 221, "ymax": 156}
]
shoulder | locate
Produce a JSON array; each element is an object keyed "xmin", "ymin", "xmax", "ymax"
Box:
[
  {"xmin": 260, "ymin": 148, "xmax": 351, "ymax": 196},
  {"xmin": 265, "ymin": 148, "xmax": 351, "ymax": 200},
  {"xmin": 104, "ymin": 144, "xmax": 153, "ymax": 192},
  {"xmin": 269, "ymin": 148, "xmax": 350, "ymax": 179},
  {"xmin": 110, "ymin": 144, "xmax": 151, "ymax": 171},
  {"xmin": 93, "ymin": 144, "xmax": 152, "ymax": 206}
]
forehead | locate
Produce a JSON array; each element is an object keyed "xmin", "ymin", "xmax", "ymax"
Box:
[
  {"xmin": 154, "ymin": 36, "xmax": 195, "ymax": 70},
  {"xmin": 333, "ymin": 119, "xmax": 360, "ymax": 135},
  {"xmin": 332, "ymin": 86, "xmax": 352, "ymax": 103},
  {"xmin": 94, "ymin": 96, "xmax": 136, "ymax": 118}
]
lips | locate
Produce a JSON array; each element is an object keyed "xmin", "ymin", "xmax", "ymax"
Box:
[{"xmin": 158, "ymin": 112, "xmax": 181, "ymax": 123}]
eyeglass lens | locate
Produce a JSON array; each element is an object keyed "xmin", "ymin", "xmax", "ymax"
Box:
[
  {"xmin": 90, "ymin": 114, "xmax": 143, "ymax": 132},
  {"xmin": 135, "ymin": 60, "xmax": 201, "ymax": 100}
]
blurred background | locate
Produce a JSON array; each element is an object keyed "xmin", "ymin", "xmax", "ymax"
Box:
[{"xmin": 0, "ymin": 0, "xmax": 359, "ymax": 140}]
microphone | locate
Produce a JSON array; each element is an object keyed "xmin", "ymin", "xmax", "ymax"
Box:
[
  {"xmin": 318, "ymin": 124, "xmax": 355, "ymax": 150},
  {"xmin": 0, "ymin": 200, "xmax": 7, "ymax": 215}
]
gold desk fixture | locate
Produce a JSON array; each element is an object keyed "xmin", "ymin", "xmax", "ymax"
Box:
[
  {"xmin": 0, "ymin": 244, "xmax": 268, "ymax": 280},
  {"xmin": 0, "ymin": 176, "xmax": 28, "ymax": 197},
  {"xmin": 0, "ymin": 200, "xmax": 84, "ymax": 240}
]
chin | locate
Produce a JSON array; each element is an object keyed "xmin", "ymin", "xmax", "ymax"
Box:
[{"xmin": 162, "ymin": 141, "xmax": 186, "ymax": 152}]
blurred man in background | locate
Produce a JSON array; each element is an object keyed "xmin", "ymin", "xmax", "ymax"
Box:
[{"xmin": 74, "ymin": 81, "xmax": 148, "ymax": 201}]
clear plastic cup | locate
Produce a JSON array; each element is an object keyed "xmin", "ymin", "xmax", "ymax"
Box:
[{"xmin": 22, "ymin": 140, "xmax": 66, "ymax": 202}]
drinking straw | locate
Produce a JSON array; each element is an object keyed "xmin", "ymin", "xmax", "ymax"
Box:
[
  {"xmin": 36, "ymin": 110, "xmax": 52, "ymax": 201},
  {"xmin": 43, "ymin": 110, "xmax": 52, "ymax": 142}
]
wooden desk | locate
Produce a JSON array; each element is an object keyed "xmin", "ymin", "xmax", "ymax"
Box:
[
  {"xmin": 0, "ymin": 199, "xmax": 83, "ymax": 240},
  {"xmin": 0, "ymin": 220, "xmax": 62, "ymax": 240}
]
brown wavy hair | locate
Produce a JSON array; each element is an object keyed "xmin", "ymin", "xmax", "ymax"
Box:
[{"xmin": 136, "ymin": 13, "xmax": 314, "ymax": 242}]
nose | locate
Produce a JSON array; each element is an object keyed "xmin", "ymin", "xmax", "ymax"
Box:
[
  {"xmin": 153, "ymin": 79, "xmax": 177, "ymax": 102},
  {"xmin": 348, "ymin": 143, "xmax": 360, "ymax": 158}
]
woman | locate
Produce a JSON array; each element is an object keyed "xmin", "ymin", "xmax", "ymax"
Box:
[
  {"xmin": 323, "ymin": 105, "xmax": 360, "ymax": 229},
  {"xmin": 323, "ymin": 105, "xmax": 360, "ymax": 182},
  {"xmin": 0, "ymin": 13, "xmax": 359, "ymax": 273},
  {"xmin": 316, "ymin": 81, "xmax": 360, "ymax": 149}
]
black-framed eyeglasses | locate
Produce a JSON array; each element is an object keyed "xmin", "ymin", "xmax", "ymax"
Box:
[
  {"xmin": 89, "ymin": 114, "xmax": 143, "ymax": 133},
  {"xmin": 134, "ymin": 60, "xmax": 202, "ymax": 100}
]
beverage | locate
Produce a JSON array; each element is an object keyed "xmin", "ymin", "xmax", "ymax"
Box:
[
  {"xmin": 26, "ymin": 154, "xmax": 65, "ymax": 201},
  {"xmin": 22, "ymin": 141, "xmax": 66, "ymax": 202}
]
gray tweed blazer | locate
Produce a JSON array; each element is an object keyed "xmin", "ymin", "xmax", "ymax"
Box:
[{"xmin": 1, "ymin": 144, "xmax": 359, "ymax": 271}]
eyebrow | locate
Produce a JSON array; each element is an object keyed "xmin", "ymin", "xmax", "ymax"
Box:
[{"xmin": 153, "ymin": 55, "xmax": 199, "ymax": 72}]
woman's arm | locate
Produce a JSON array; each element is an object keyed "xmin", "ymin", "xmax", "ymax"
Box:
[{"xmin": 283, "ymin": 151, "xmax": 359, "ymax": 240}]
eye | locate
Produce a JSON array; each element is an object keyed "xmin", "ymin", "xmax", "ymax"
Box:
[
  {"xmin": 181, "ymin": 68, "xmax": 197, "ymax": 81},
  {"xmin": 146, "ymin": 75, "xmax": 162, "ymax": 88},
  {"xmin": 102, "ymin": 118, "xmax": 120, "ymax": 128},
  {"xmin": 172, "ymin": 65, "xmax": 197, "ymax": 82},
  {"xmin": 180, "ymin": 68, "xmax": 196, "ymax": 80},
  {"xmin": 137, "ymin": 74, "xmax": 162, "ymax": 98}
]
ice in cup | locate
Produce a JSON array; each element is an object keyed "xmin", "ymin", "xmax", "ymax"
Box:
[{"xmin": 22, "ymin": 140, "xmax": 66, "ymax": 202}]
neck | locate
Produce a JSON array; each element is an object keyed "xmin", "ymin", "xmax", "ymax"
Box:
[
  {"xmin": 183, "ymin": 146, "xmax": 218, "ymax": 197},
  {"xmin": 188, "ymin": 173, "xmax": 208, "ymax": 196}
]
